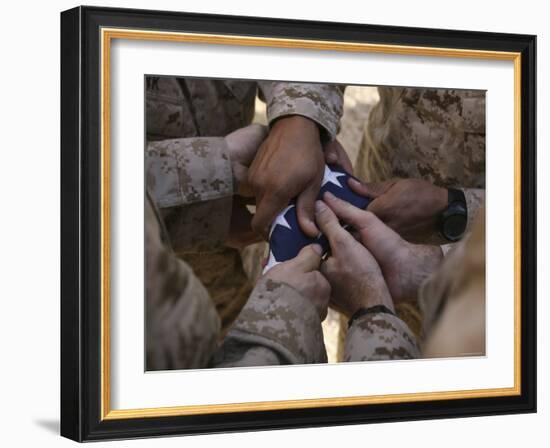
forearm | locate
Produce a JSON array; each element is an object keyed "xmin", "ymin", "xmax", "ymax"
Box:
[{"xmin": 211, "ymin": 278, "xmax": 328, "ymax": 367}]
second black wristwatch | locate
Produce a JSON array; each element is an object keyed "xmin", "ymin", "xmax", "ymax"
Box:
[{"xmin": 440, "ymin": 188, "xmax": 467, "ymax": 242}]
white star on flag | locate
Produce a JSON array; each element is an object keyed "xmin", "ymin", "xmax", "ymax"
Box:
[
  {"xmin": 321, "ymin": 166, "xmax": 347, "ymax": 188},
  {"xmin": 263, "ymin": 250, "xmax": 281, "ymax": 274},
  {"xmin": 268, "ymin": 204, "xmax": 294, "ymax": 239}
]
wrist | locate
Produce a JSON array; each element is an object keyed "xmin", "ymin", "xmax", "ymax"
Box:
[
  {"xmin": 352, "ymin": 282, "xmax": 395, "ymax": 316},
  {"xmin": 272, "ymin": 115, "xmax": 321, "ymax": 138},
  {"xmin": 433, "ymin": 185, "xmax": 449, "ymax": 213}
]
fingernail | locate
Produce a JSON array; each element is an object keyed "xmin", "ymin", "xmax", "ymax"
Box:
[
  {"xmin": 315, "ymin": 200, "xmax": 326, "ymax": 213},
  {"xmin": 324, "ymin": 191, "xmax": 336, "ymax": 201},
  {"xmin": 349, "ymin": 178, "xmax": 360, "ymax": 187},
  {"xmin": 326, "ymin": 152, "xmax": 336, "ymax": 162},
  {"xmin": 311, "ymin": 244, "xmax": 323, "ymax": 255}
]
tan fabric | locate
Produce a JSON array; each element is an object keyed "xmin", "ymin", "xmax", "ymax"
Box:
[
  {"xmin": 146, "ymin": 194, "xmax": 326, "ymax": 370},
  {"xmin": 145, "ymin": 77, "xmax": 344, "ymax": 330},
  {"xmin": 357, "ymin": 87, "xmax": 486, "ymax": 238},
  {"xmin": 212, "ymin": 278, "xmax": 328, "ymax": 367},
  {"xmin": 145, "ymin": 196, "xmax": 220, "ymax": 370},
  {"xmin": 420, "ymin": 210, "xmax": 486, "ymax": 358},
  {"xmin": 341, "ymin": 210, "xmax": 485, "ymax": 362},
  {"xmin": 344, "ymin": 312, "xmax": 420, "ymax": 361},
  {"xmin": 354, "ymin": 86, "xmax": 486, "ymax": 337}
]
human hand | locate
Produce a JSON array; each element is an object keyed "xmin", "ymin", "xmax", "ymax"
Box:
[
  {"xmin": 314, "ymin": 200, "xmax": 394, "ymax": 317},
  {"xmin": 248, "ymin": 115, "xmax": 325, "ymax": 238},
  {"xmin": 263, "ymin": 244, "xmax": 331, "ymax": 320},
  {"xmin": 322, "ymin": 191, "xmax": 444, "ymax": 304},
  {"xmin": 226, "ymin": 196, "xmax": 262, "ymax": 250},
  {"xmin": 225, "ymin": 124, "xmax": 268, "ymax": 197},
  {"xmin": 348, "ymin": 178, "xmax": 447, "ymax": 240},
  {"xmin": 324, "ymin": 139, "xmax": 353, "ymax": 174}
]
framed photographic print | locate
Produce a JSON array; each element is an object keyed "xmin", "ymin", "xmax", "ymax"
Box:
[{"xmin": 60, "ymin": 6, "xmax": 536, "ymax": 441}]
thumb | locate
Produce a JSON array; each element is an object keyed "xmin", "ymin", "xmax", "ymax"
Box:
[
  {"xmin": 322, "ymin": 190, "xmax": 401, "ymax": 259},
  {"xmin": 348, "ymin": 178, "xmax": 397, "ymax": 199},
  {"xmin": 314, "ymin": 200, "xmax": 353, "ymax": 248},
  {"xmin": 225, "ymin": 124, "xmax": 268, "ymax": 166},
  {"xmin": 288, "ymin": 244, "xmax": 323, "ymax": 272},
  {"xmin": 296, "ymin": 180, "xmax": 321, "ymax": 238}
]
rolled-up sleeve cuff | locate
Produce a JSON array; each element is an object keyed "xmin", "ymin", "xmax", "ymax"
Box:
[
  {"xmin": 146, "ymin": 137, "xmax": 234, "ymax": 253},
  {"xmin": 231, "ymin": 278, "xmax": 328, "ymax": 364},
  {"xmin": 261, "ymin": 82, "xmax": 343, "ymax": 141},
  {"xmin": 147, "ymin": 137, "xmax": 234, "ymax": 208},
  {"xmin": 344, "ymin": 313, "xmax": 420, "ymax": 361}
]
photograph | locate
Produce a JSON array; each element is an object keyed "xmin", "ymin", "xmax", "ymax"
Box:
[
  {"xmin": 144, "ymin": 77, "xmax": 487, "ymax": 371},
  {"xmin": 60, "ymin": 6, "xmax": 536, "ymax": 440}
]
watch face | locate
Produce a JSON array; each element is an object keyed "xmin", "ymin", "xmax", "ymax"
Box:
[{"xmin": 443, "ymin": 214, "xmax": 467, "ymax": 241}]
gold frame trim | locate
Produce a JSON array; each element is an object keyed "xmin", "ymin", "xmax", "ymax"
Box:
[{"xmin": 100, "ymin": 28, "xmax": 522, "ymax": 420}]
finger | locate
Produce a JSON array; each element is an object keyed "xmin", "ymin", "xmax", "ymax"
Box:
[
  {"xmin": 251, "ymin": 191, "xmax": 289, "ymax": 238},
  {"xmin": 288, "ymin": 244, "xmax": 323, "ymax": 272},
  {"xmin": 323, "ymin": 191, "xmax": 400, "ymax": 256},
  {"xmin": 324, "ymin": 140, "xmax": 353, "ymax": 174},
  {"xmin": 225, "ymin": 124, "xmax": 268, "ymax": 165},
  {"xmin": 324, "ymin": 145, "xmax": 338, "ymax": 164},
  {"xmin": 337, "ymin": 149, "xmax": 354, "ymax": 175},
  {"xmin": 296, "ymin": 183, "xmax": 321, "ymax": 238},
  {"xmin": 323, "ymin": 190, "xmax": 373, "ymax": 229},
  {"xmin": 348, "ymin": 177, "xmax": 397, "ymax": 199},
  {"xmin": 314, "ymin": 200, "xmax": 353, "ymax": 248},
  {"xmin": 319, "ymin": 257, "xmax": 337, "ymax": 278}
]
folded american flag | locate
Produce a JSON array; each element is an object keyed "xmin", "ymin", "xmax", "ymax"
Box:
[{"xmin": 263, "ymin": 164, "xmax": 371, "ymax": 273}]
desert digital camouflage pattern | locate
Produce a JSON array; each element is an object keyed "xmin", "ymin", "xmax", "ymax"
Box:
[
  {"xmin": 146, "ymin": 189, "xmax": 326, "ymax": 370},
  {"xmin": 211, "ymin": 278, "xmax": 328, "ymax": 367},
  {"xmin": 145, "ymin": 77, "xmax": 344, "ymax": 330},
  {"xmin": 419, "ymin": 208, "xmax": 486, "ymax": 357},
  {"xmin": 145, "ymin": 195, "xmax": 221, "ymax": 370},
  {"xmin": 146, "ymin": 137, "xmax": 234, "ymax": 253},
  {"xmin": 357, "ymin": 87, "xmax": 486, "ymax": 235},
  {"xmin": 353, "ymin": 87, "xmax": 486, "ymax": 339},
  {"xmin": 340, "ymin": 209, "xmax": 486, "ymax": 362},
  {"xmin": 344, "ymin": 312, "xmax": 420, "ymax": 361}
]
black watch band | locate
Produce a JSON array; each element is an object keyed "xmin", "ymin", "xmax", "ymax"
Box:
[
  {"xmin": 440, "ymin": 188, "xmax": 468, "ymax": 242},
  {"xmin": 447, "ymin": 187, "xmax": 466, "ymax": 207},
  {"xmin": 348, "ymin": 305, "xmax": 395, "ymax": 328}
]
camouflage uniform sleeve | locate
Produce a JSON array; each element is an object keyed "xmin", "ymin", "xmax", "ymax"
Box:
[
  {"xmin": 344, "ymin": 312, "xmax": 421, "ymax": 362},
  {"xmin": 146, "ymin": 137, "xmax": 235, "ymax": 253},
  {"xmin": 419, "ymin": 209, "xmax": 485, "ymax": 357},
  {"xmin": 145, "ymin": 196, "xmax": 221, "ymax": 370},
  {"xmin": 258, "ymin": 82, "xmax": 344, "ymax": 141},
  {"xmin": 210, "ymin": 278, "xmax": 328, "ymax": 367},
  {"xmin": 462, "ymin": 188, "xmax": 485, "ymax": 235}
]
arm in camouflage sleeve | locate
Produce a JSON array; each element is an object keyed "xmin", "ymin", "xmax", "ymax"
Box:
[
  {"xmin": 419, "ymin": 208, "xmax": 485, "ymax": 357},
  {"xmin": 258, "ymin": 82, "xmax": 345, "ymax": 141},
  {"xmin": 344, "ymin": 312, "xmax": 421, "ymax": 362},
  {"xmin": 145, "ymin": 196, "xmax": 221, "ymax": 370},
  {"xmin": 146, "ymin": 137, "xmax": 235, "ymax": 254},
  {"xmin": 210, "ymin": 278, "xmax": 328, "ymax": 367},
  {"xmin": 462, "ymin": 188, "xmax": 485, "ymax": 235}
]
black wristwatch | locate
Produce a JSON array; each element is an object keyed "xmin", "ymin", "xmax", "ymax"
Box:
[{"xmin": 439, "ymin": 188, "xmax": 467, "ymax": 242}]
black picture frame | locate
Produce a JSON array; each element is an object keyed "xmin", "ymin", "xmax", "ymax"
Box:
[{"xmin": 61, "ymin": 5, "xmax": 536, "ymax": 442}]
